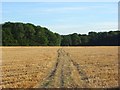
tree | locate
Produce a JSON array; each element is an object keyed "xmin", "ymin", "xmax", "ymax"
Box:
[
  {"xmin": 44, "ymin": 28, "xmax": 58, "ymax": 46},
  {"xmin": 55, "ymin": 33, "xmax": 61, "ymax": 46},
  {"xmin": 79, "ymin": 34, "xmax": 89, "ymax": 45},
  {"xmin": 61, "ymin": 35, "xmax": 72, "ymax": 46},
  {"xmin": 34, "ymin": 27, "xmax": 48, "ymax": 46},
  {"xmin": 24, "ymin": 24, "xmax": 35, "ymax": 45},
  {"xmin": 71, "ymin": 33, "xmax": 81, "ymax": 46}
]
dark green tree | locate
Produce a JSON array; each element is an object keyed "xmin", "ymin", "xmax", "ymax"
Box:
[
  {"xmin": 61, "ymin": 35, "xmax": 72, "ymax": 46},
  {"xmin": 71, "ymin": 33, "xmax": 81, "ymax": 46}
]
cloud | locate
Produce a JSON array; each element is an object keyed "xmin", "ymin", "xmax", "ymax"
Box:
[
  {"xmin": 2, "ymin": 2, "xmax": 117, "ymax": 16},
  {"xmin": 2, "ymin": 6, "xmax": 88, "ymax": 16},
  {"xmin": 29, "ymin": 5, "xmax": 118, "ymax": 15},
  {"xmin": 26, "ymin": 6, "xmax": 89, "ymax": 14}
]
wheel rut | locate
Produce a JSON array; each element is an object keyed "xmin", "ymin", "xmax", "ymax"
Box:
[{"xmin": 35, "ymin": 48, "xmax": 90, "ymax": 88}]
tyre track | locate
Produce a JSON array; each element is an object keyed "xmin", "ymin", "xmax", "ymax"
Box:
[
  {"xmin": 40, "ymin": 49, "xmax": 62, "ymax": 88},
  {"xmin": 35, "ymin": 48, "xmax": 90, "ymax": 88}
]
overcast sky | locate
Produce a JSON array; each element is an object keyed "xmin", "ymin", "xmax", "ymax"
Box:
[{"xmin": 2, "ymin": 2, "xmax": 118, "ymax": 35}]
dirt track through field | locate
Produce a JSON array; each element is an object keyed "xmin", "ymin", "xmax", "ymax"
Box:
[{"xmin": 35, "ymin": 48, "xmax": 90, "ymax": 88}]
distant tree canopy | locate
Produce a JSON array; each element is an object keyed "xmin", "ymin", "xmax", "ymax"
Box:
[
  {"xmin": 61, "ymin": 31, "xmax": 120, "ymax": 46},
  {"xmin": 2, "ymin": 22, "xmax": 61, "ymax": 46},
  {"xmin": 1, "ymin": 22, "xmax": 120, "ymax": 46}
]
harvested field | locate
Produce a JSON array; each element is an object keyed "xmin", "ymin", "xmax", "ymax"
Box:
[
  {"xmin": 0, "ymin": 46, "xmax": 119, "ymax": 88},
  {"xmin": 1, "ymin": 47, "xmax": 59, "ymax": 88},
  {"xmin": 64, "ymin": 46, "xmax": 118, "ymax": 88}
]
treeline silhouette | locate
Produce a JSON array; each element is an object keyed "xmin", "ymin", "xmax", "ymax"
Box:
[{"xmin": 1, "ymin": 22, "xmax": 120, "ymax": 46}]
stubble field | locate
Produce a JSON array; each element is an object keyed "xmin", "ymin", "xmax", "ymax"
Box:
[{"xmin": 0, "ymin": 46, "xmax": 119, "ymax": 88}]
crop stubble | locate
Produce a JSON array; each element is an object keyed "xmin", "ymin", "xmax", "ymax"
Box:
[
  {"xmin": 0, "ymin": 46, "xmax": 118, "ymax": 88},
  {"xmin": 1, "ymin": 47, "xmax": 58, "ymax": 88}
]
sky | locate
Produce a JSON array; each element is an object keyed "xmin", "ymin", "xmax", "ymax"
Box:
[{"xmin": 2, "ymin": 2, "xmax": 118, "ymax": 35}]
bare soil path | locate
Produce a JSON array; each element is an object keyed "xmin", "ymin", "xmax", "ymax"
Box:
[{"xmin": 35, "ymin": 48, "xmax": 90, "ymax": 88}]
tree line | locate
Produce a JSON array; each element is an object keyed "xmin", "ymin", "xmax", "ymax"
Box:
[
  {"xmin": 1, "ymin": 22, "xmax": 120, "ymax": 46},
  {"xmin": 61, "ymin": 31, "xmax": 119, "ymax": 46}
]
